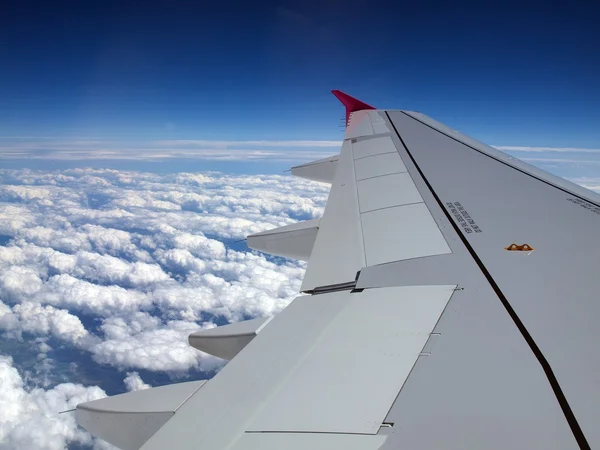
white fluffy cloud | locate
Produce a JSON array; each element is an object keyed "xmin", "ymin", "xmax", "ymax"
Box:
[
  {"xmin": 0, "ymin": 355, "xmax": 106, "ymax": 450},
  {"xmin": 0, "ymin": 167, "xmax": 330, "ymax": 448},
  {"xmin": 90, "ymin": 314, "xmax": 221, "ymax": 373},
  {"xmin": 0, "ymin": 301, "xmax": 93, "ymax": 348},
  {"xmin": 123, "ymin": 372, "xmax": 151, "ymax": 391},
  {"xmin": 0, "ymin": 168, "xmax": 328, "ymax": 376}
]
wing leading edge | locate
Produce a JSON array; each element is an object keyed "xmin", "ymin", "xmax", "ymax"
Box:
[{"xmin": 76, "ymin": 91, "xmax": 599, "ymax": 450}]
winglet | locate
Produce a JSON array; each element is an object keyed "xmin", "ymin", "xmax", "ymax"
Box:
[{"xmin": 332, "ymin": 90, "xmax": 375, "ymax": 126}]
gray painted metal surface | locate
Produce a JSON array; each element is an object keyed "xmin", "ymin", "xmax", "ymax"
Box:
[
  {"xmin": 302, "ymin": 123, "xmax": 453, "ymax": 290},
  {"xmin": 349, "ymin": 111, "xmax": 583, "ymax": 449},
  {"xmin": 188, "ymin": 316, "xmax": 272, "ymax": 360},
  {"xmin": 301, "ymin": 139, "xmax": 365, "ymax": 290},
  {"xmin": 290, "ymin": 154, "xmax": 339, "ymax": 184},
  {"xmin": 357, "ymin": 172, "xmax": 422, "ymax": 213},
  {"xmin": 353, "ymin": 135, "xmax": 396, "ymax": 159},
  {"xmin": 230, "ymin": 433, "xmax": 387, "ymax": 450},
  {"xmin": 248, "ymin": 285, "xmax": 455, "ymax": 434},
  {"xmin": 385, "ymin": 110, "xmax": 600, "ymax": 448},
  {"xmin": 361, "ymin": 202, "xmax": 451, "ymax": 266},
  {"xmin": 345, "ymin": 110, "xmax": 376, "ymax": 138},
  {"xmin": 354, "ymin": 151, "xmax": 406, "ymax": 180},
  {"xmin": 140, "ymin": 291, "xmax": 367, "ymax": 449},
  {"xmin": 247, "ymin": 218, "xmax": 319, "ymax": 261},
  {"xmin": 357, "ymin": 254, "xmax": 468, "ymax": 288},
  {"xmin": 77, "ymin": 381, "xmax": 206, "ymax": 450},
  {"xmin": 368, "ymin": 110, "xmax": 392, "ymax": 134},
  {"xmin": 141, "ymin": 287, "xmax": 452, "ymax": 449}
]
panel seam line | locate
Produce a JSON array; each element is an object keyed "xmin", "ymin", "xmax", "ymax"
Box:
[
  {"xmin": 360, "ymin": 201, "xmax": 424, "ymax": 215},
  {"xmin": 356, "ymin": 170, "xmax": 408, "ymax": 182},
  {"xmin": 349, "ymin": 141, "xmax": 368, "ymax": 267},
  {"xmin": 353, "ymin": 150, "xmax": 397, "ymax": 161}
]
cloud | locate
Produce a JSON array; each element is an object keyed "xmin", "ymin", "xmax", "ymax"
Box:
[
  {"xmin": 520, "ymin": 157, "xmax": 600, "ymax": 165},
  {"xmin": 0, "ymin": 185, "xmax": 53, "ymax": 203},
  {"xmin": 0, "ymin": 166, "xmax": 331, "ymax": 448},
  {"xmin": 39, "ymin": 274, "xmax": 153, "ymax": 316},
  {"xmin": 91, "ymin": 316, "xmax": 221, "ymax": 373},
  {"xmin": 568, "ymin": 177, "xmax": 600, "ymax": 193},
  {"xmin": 0, "ymin": 168, "xmax": 328, "ymax": 380},
  {"xmin": 0, "ymin": 355, "xmax": 106, "ymax": 450},
  {"xmin": 4, "ymin": 139, "xmax": 600, "ymax": 163},
  {"xmin": 123, "ymin": 372, "xmax": 151, "ymax": 391},
  {"xmin": 0, "ymin": 301, "xmax": 94, "ymax": 348},
  {"xmin": 493, "ymin": 147, "xmax": 600, "ymax": 172},
  {"xmin": 495, "ymin": 146, "xmax": 600, "ymax": 154},
  {"xmin": 0, "ymin": 138, "xmax": 340, "ymax": 162},
  {"xmin": 156, "ymin": 140, "xmax": 341, "ymax": 147}
]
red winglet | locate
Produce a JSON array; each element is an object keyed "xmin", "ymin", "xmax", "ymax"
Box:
[{"xmin": 332, "ymin": 90, "xmax": 375, "ymax": 126}]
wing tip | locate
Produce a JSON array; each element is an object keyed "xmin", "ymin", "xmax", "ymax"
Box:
[{"xmin": 331, "ymin": 90, "xmax": 375, "ymax": 126}]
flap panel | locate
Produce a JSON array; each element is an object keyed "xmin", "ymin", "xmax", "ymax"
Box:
[
  {"xmin": 77, "ymin": 381, "xmax": 205, "ymax": 450},
  {"xmin": 247, "ymin": 219, "xmax": 319, "ymax": 261},
  {"xmin": 189, "ymin": 316, "xmax": 272, "ymax": 360},
  {"xmin": 247, "ymin": 285, "xmax": 455, "ymax": 434},
  {"xmin": 231, "ymin": 433, "xmax": 387, "ymax": 450},
  {"xmin": 291, "ymin": 154, "xmax": 339, "ymax": 184}
]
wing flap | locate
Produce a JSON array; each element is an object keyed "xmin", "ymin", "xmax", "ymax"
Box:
[
  {"xmin": 357, "ymin": 172, "xmax": 422, "ymax": 213},
  {"xmin": 246, "ymin": 218, "xmax": 319, "ymax": 261},
  {"xmin": 230, "ymin": 432, "xmax": 386, "ymax": 450},
  {"xmin": 77, "ymin": 381, "xmax": 206, "ymax": 450},
  {"xmin": 354, "ymin": 151, "xmax": 406, "ymax": 181},
  {"xmin": 361, "ymin": 203, "xmax": 450, "ymax": 266},
  {"xmin": 301, "ymin": 139, "xmax": 365, "ymax": 291},
  {"xmin": 353, "ymin": 136, "xmax": 397, "ymax": 159},
  {"xmin": 247, "ymin": 285, "xmax": 455, "ymax": 434},
  {"xmin": 188, "ymin": 316, "xmax": 272, "ymax": 360},
  {"xmin": 301, "ymin": 121, "xmax": 451, "ymax": 291},
  {"xmin": 291, "ymin": 155, "xmax": 339, "ymax": 184},
  {"xmin": 141, "ymin": 286, "xmax": 454, "ymax": 450}
]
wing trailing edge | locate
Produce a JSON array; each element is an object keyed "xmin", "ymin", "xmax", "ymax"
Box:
[
  {"xmin": 291, "ymin": 154, "xmax": 339, "ymax": 184},
  {"xmin": 77, "ymin": 381, "xmax": 207, "ymax": 450},
  {"xmin": 247, "ymin": 218, "xmax": 320, "ymax": 261},
  {"xmin": 188, "ymin": 316, "xmax": 272, "ymax": 360}
]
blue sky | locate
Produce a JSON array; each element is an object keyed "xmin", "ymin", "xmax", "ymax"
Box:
[
  {"xmin": 1, "ymin": 0, "xmax": 599, "ymax": 147},
  {"xmin": 0, "ymin": 3, "xmax": 599, "ymax": 447}
]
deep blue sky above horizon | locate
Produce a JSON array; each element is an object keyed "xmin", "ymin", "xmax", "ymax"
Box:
[{"xmin": 1, "ymin": 0, "xmax": 599, "ymax": 147}]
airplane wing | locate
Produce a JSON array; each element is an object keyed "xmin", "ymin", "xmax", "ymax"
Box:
[{"xmin": 77, "ymin": 91, "xmax": 600, "ymax": 450}]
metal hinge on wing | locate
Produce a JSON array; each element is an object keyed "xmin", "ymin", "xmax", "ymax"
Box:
[
  {"xmin": 305, "ymin": 271, "xmax": 364, "ymax": 295},
  {"xmin": 309, "ymin": 281, "xmax": 357, "ymax": 295}
]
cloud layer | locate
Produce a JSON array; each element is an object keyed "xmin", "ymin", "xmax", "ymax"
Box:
[
  {"xmin": 0, "ymin": 167, "xmax": 329, "ymax": 448},
  {"xmin": 0, "ymin": 139, "xmax": 340, "ymax": 162},
  {"xmin": 2, "ymin": 138, "xmax": 599, "ymax": 164},
  {"xmin": 0, "ymin": 355, "xmax": 106, "ymax": 450}
]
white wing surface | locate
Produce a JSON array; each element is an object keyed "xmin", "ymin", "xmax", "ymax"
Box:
[{"xmin": 77, "ymin": 90, "xmax": 600, "ymax": 450}]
